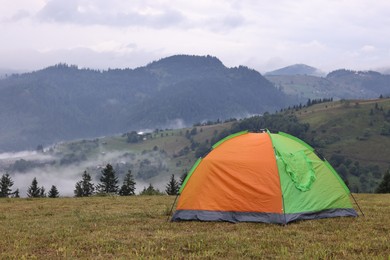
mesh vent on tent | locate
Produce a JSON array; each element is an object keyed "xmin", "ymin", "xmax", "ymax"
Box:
[{"xmin": 277, "ymin": 150, "xmax": 316, "ymax": 191}]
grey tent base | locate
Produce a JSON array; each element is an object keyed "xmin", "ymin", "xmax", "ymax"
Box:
[{"xmin": 171, "ymin": 208, "xmax": 358, "ymax": 224}]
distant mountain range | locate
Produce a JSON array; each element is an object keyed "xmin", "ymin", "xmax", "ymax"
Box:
[
  {"xmin": 0, "ymin": 55, "xmax": 294, "ymax": 152},
  {"xmin": 265, "ymin": 64, "xmax": 326, "ymax": 77},
  {"xmin": 1, "ymin": 55, "xmax": 390, "ymax": 152},
  {"xmin": 266, "ymin": 68, "xmax": 390, "ymax": 101},
  {"xmin": 0, "ymin": 68, "xmax": 24, "ymax": 79}
]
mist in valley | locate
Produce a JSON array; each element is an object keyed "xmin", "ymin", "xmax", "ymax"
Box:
[{"xmin": 0, "ymin": 147, "xmax": 174, "ymax": 197}]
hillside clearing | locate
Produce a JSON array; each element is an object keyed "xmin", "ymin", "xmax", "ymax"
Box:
[{"xmin": 0, "ymin": 194, "xmax": 389, "ymax": 259}]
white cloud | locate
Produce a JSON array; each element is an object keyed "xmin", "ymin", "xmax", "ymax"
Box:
[
  {"xmin": 90, "ymin": 41, "xmax": 137, "ymax": 53},
  {"xmin": 0, "ymin": 0, "xmax": 390, "ymax": 72},
  {"xmin": 361, "ymin": 45, "xmax": 376, "ymax": 53},
  {"xmin": 35, "ymin": 0, "xmax": 187, "ymax": 28}
]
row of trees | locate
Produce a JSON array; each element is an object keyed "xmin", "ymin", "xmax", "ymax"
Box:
[
  {"xmin": 1, "ymin": 163, "xmax": 390, "ymax": 197},
  {"xmin": 0, "ymin": 173, "xmax": 59, "ymax": 198},
  {"xmin": 74, "ymin": 164, "xmax": 137, "ymax": 197},
  {"xmin": 74, "ymin": 164, "xmax": 183, "ymax": 197},
  {"xmin": 0, "ymin": 163, "xmax": 185, "ymax": 198},
  {"xmin": 27, "ymin": 178, "xmax": 59, "ymax": 198}
]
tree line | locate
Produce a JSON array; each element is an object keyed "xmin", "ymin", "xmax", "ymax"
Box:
[{"xmin": 0, "ymin": 163, "xmax": 186, "ymax": 198}]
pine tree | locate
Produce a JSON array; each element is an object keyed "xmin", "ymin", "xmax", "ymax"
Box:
[
  {"xmin": 179, "ymin": 172, "xmax": 187, "ymax": 186},
  {"xmin": 0, "ymin": 173, "xmax": 14, "ymax": 198},
  {"xmin": 13, "ymin": 189, "xmax": 20, "ymax": 198},
  {"xmin": 27, "ymin": 177, "xmax": 41, "ymax": 198},
  {"xmin": 376, "ymin": 170, "xmax": 390, "ymax": 193},
  {"xmin": 165, "ymin": 174, "xmax": 179, "ymax": 195},
  {"xmin": 74, "ymin": 170, "xmax": 95, "ymax": 197},
  {"xmin": 97, "ymin": 164, "xmax": 119, "ymax": 194},
  {"xmin": 74, "ymin": 182, "xmax": 83, "ymax": 197},
  {"xmin": 39, "ymin": 186, "xmax": 46, "ymax": 198},
  {"xmin": 140, "ymin": 184, "xmax": 163, "ymax": 195},
  {"xmin": 119, "ymin": 170, "xmax": 136, "ymax": 196},
  {"xmin": 48, "ymin": 185, "xmax": 59, "ymax": 198}
]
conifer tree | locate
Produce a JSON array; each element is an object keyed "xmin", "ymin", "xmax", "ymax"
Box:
[
  {"xmin": 74, "ymin": 182, "xmax": 83, "ymax": 197},
  {"xmin": 119, "ymin": 170, "xmax": 136, "ymax": 196},
  {"xmin": 376, "ymin": 170, "xmax": 390, "ymax": 193},
  {"xmin": 97, "ymin": 164, "xmax": 119, "ymax": 194},
  {"xmin": 27, "ymin": 177, "xmax": 41, "ymax": 198},
  {"xmin": 0, "ymin": 173, "xmax": 14, "ymax": 198},
  {"xmin": 179, "ymin": 172, "xmax": 187, "ymax": 186},
  {"xmin": 48, "ymin": 185, "xmax": 59, "ymax": 198},
  {"xmin": 74, "ymin": 170, "xmax": 95, "ymax": 197},
  {"xmin": 165, "ymin": 174, "xmax": 179, "ymax": 195},
  {"xmin": 140, "ymin": 183, "xmax": 164, "ymax": 195},
  {"xmin": 39, "ymin": 186, "xmax": 46, "ymax": 198},
  {"xmin": 13, "ymin": 188, "xmax": 19, "ymax": 198}
]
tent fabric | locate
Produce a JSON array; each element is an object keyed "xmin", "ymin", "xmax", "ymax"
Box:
[
  {"xmin": 172, "ymin": 208, "xmax": 358, "ymax": 224},
  {"xmin": 172, "ymin": 131, "xmax": 358, "ymax": 224}
]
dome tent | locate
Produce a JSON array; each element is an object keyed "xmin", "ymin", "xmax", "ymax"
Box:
[{"xmin": 172, "ymin": 130, "xmax": 357, "ymax": 224}]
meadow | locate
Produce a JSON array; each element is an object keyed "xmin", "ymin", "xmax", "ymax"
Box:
[{"xmin": 0, "ymin": 194, "xmax": 389, "ymax": 259}]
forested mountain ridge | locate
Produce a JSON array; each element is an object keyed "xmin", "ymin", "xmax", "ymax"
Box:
[
  {"xmin": 265, "ymin": 64, "xmax": 325, "ymax": 76},
  {"xmin": 0, "ymin": 55, "xmax": 294, "ymax": 151},
  {"xmin": 266, "ymin": 67, "xmax": 390, "ymax": 101},
  {"xmin": 2, "ymin": 98, "xmax": 388, "ymax": 195}
]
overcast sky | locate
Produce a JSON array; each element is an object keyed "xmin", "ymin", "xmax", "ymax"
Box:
[{"xmin": 1, "ymin": 0, "xmax": 390, "ymax": 73}]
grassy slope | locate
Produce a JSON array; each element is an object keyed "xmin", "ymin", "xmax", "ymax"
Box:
[
  {"xmin": 0, "ymin": 194, "xmax": 389, "ymax": 259},
  {"xmin": 297, "ymin": 99, "xmax": 390, "ymax": 165},
  {"xmin": 50, "ymin": 99, "xmax": 389, "ymax": 192},
  {"xmin": 52, "ymin": 122, "xmax": 233, "ymax": 185},
  {"xmin": 266, "ymin": 75, "xmax": 330, "ymax": 99},
  {"xmin": 294, "ymin": 98, "xmax": 390, "ymax": 191}
]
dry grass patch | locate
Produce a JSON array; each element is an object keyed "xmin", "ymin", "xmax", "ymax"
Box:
[{"xmin": 0, "ymin": 194, "xmax": 389, "ymax": 259}]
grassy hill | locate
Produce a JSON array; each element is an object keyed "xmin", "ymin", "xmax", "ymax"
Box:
[
  {"xmin": 2, "ymin": 99, "xmax": 389, "ymax": 195},
  {"xmin": 265, "ymin": 74, "xmax": 344, "ymax": 101},
  {"xmin": 293, "ymin": 98, "xmax": 390, "ymax": 192},
  {"xmin": 0, "ymin": 194, "xmax": 389, "ymax": 258}
]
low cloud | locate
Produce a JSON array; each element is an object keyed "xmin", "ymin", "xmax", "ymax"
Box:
[
  {"xmin": 165, "ymin": 118, "xmax": 187, "ymax": 129},
  {"xmin": 0, "ymin": 151, "xmax": 53, "ymax": 161},
  {"xmin": 1, "ymin": 147, "xmax": 172, "ymax": 197}
]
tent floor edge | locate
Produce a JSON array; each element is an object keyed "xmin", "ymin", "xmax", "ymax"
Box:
[{"xmin": 171, "ymin": 208, "xmax": 358, "ymax": 224}]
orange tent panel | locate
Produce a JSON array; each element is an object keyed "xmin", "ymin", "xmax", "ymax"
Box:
[{"xmin": 177, "ymin": 133, "xmax": 283, "ymax": 213}]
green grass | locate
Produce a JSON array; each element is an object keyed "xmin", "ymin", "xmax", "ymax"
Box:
[
  {"xmin": 296, "ymin": 99, "xmax": 390, "ymax": 176},
  {"xmin": 0, "ymin": 194, "xmax": 389, "ymax": 259},
  {"xmin": 46, "ymin": 99, "xmax": 389, "ymax": 192}
]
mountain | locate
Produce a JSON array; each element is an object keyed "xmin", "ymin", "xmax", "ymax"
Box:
[
  {"xmin": 2, "ymin": 98, "xmax": 388, "ymax": 195},
  {"xmin": 326, "ymin": 69, "xmax": 390, "ymax": 98},
  {"xmin": 0, "ymin": 55, "xmax": 294, "ymax": 152},
  {"xmin": 265, "ymin": 64, "xmax": 325, "ymax": 77},
  {"xmin": 0, "ymin": 68, "xmax": 25, "ymax": 79},
  {"xmin": 266, "ymin": 69, "xmax": 390, "ymax": 101}
]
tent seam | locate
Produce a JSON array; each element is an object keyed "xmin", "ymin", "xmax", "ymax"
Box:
[{"xmin": 266, "ymin": 130, "xmax": 287, "ymax": 225}]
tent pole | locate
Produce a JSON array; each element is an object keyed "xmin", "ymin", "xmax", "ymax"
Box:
[
  {"xmin": 350, "ymin": 193, "xmax": 365, "ymax": 217},
  {"xmin": 166, "ymin": 194, "xmax": 180, "ymax": 222},
  {"xmin": 282, "ymin": 195, "xmax": 287, "ymax": 226}
]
